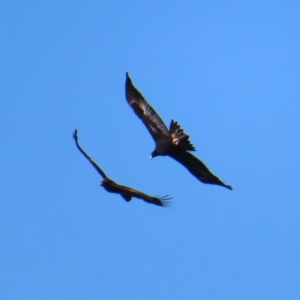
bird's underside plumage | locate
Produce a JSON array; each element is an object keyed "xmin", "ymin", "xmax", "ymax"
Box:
[
  {"xmin": 125, "ymin": 72, "xmax": 232, "ymax": 190},
  {"xmin": 73, "ymin": 129, "xmax": 172, "ymax": 206}
]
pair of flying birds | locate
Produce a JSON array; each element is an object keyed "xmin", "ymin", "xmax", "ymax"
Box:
[{"xmin": 73, "ymin": 73, "xmax": 232, "ymax": 207}]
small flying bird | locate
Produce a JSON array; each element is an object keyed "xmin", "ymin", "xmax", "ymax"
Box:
[
  {"xmin": 73, "ymin": 129, "xmax": 171, "ymax": 207},
  {"xmin": 125, "ymin": 73, "xmax": 232, "ymax": 190}
]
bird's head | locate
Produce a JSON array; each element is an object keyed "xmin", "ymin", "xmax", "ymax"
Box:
[{"xmin": 150, "ymin": 149, "xmax": 159, "ymax": 159}]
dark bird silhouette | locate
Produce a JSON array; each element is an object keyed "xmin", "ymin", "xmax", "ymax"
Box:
[
  {"xmin": 73, "ymin": 129, "xmax": 171, "ymax": 207},
  {"xmin": 125, "ymin": 73, "xmax": 232, "ymax": 190}
]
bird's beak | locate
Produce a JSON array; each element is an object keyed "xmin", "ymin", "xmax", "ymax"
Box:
[{"xmin": 149, "ymin": 155, "xmax": 153, "ymax": 160}]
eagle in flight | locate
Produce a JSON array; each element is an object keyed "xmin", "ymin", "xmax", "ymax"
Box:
[
  {"xmin": 125, "ymin": 73, "xmax": 232, "ymax": 190},
  {"xmin": 73, "ymin": 129, "xmax": 172, "ymax": 207}
]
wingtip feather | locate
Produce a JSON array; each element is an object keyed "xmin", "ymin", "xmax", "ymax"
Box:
[
  {"xmin": 157, "ymin": 195, "xmax": 172, "ymax": 207},
  {"xmin": 73, "ymin": 129, "xmax": 78, "ymax": 141},
  {"xmin": 226, "ymin": 185, "xmax": 233, "ymax": 190}
]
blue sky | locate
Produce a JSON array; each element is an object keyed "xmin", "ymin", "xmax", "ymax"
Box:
[{"xmin": 1, "ymin": 1, "xmax": 300, "ymax": 299}]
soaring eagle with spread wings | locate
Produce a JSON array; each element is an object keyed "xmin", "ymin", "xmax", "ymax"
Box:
[
  {"xmin": 125, "ymin": 73, "xmax": 232, "ymax": 190},
  {"xmin": 73, "ymin": 130, "xmax": 171, "ymax": 207}
]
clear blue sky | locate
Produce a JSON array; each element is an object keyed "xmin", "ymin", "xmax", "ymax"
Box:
[{"xmin": 1, "ymin": 1, "xmax": 300, "ymax": 299}]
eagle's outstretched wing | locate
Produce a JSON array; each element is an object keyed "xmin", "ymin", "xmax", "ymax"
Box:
[
  {"xmin": 115, "ymin": 182, "xmax": 172, "ymax": 207},
  {"xmin": 125, "ymin": 73, "xmax": 169, "ymax": 142},
  {"xmin": 169, "ymin": 148, "xmax": 232, "ymax": 190},
  {"xmin": 73, "ymin": 129, "xmax": 108, "ymax": 179}
]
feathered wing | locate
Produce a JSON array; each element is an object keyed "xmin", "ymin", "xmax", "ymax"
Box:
[
  {"xmin": 73, "ymin": 129, "xmax": 108, "ymax": 179},
  {"xmin": 169, "ymin": 120, "xmax": 196, "ymax": 151},
  {"xmin": 136, "ymin": 193, "xmax": 172, "ymax": 207},
  {"xmin": 169, "ymin": 149, "xmax": 232, "ymax": 190},
  {"xmin": 115, "ymin": 183, "xmax": 172, "ymax": 207},
  {"xmin": 125, "ymin": 73, "xmax": 169, "ymax": 141}
]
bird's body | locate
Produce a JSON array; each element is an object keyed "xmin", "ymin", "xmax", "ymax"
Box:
[
  {"xmin": 73, "ymin": 129, "xmax": 171, "ymax": 206},
  {"xmin": 125, "ymin": 73, "xmax": 232, "ymax": 190}
]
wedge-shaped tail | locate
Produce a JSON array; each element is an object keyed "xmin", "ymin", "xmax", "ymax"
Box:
[{"xmin": 169, "ymin": 120, "xmax": 196, "ymax": 151}]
